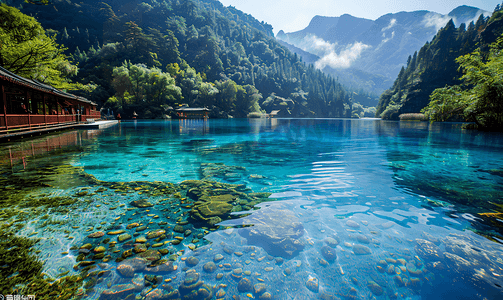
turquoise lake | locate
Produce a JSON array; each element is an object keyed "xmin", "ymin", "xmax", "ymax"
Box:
[{"xmin": 1, "ymin": 118, "xmax": 503, "ymax": 299}]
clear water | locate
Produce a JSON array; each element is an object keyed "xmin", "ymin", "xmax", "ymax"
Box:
[{"xmin": 2, "ymin": 118, "xmax": 503, "ymax": 299}]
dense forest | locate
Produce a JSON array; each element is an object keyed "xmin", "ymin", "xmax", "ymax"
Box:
[
  {"xmin": 376, "ymin": 3, "xmax": 503, "ymax": 130},
  {"xmin": 1, "ymin": 0, "xmax": 366, "ymax": 119}
]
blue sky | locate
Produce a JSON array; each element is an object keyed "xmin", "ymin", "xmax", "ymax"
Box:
[{"xmin": 218, "ymin": 0, "xmax": 502, "ymax": 34}]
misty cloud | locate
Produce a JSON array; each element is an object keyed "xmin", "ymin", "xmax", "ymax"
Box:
[
  {"xmin": 293, "ymin": 35, "xmax": 370, "ymax": 69},
  {"xmin": 422, "ymin": 12, "xmax": 452, "ymax": 31},
  {"xmin": 422, "ymin": 10, "xmax": 492, "ymax": 32},
  {"xmin": 315, "ymin": 41, "xmax": 371, "ymax": 69},
  {"xmin": 382, "ymin": 18, "xmax": 396, "ymax": 31},
  {"xmin": 382, "ymin": 31, "xmax": 395, "ymax": 43}
]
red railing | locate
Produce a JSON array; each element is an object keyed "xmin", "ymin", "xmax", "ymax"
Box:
[{"xmin": 0, "ymin": 110, "xmax": 102, "ymax": 134}]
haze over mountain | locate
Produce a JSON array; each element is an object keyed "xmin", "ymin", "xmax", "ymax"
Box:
[{"xmin": 277, "ymin": 5, "xmax": 491, "ymax": 95}]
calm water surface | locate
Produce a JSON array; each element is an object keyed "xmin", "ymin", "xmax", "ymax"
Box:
[{"xmin": 1, "ymin": 118, "xmax": 503, "ymax": 299}]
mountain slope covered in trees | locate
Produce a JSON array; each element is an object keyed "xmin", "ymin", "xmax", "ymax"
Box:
[
  {"xmin": 376, "ymin": 6, "xmax": 503, "ymax": 123},
  {"xmin": 5, "ymin": 0, "xmax": 354, "ymax": 119}
]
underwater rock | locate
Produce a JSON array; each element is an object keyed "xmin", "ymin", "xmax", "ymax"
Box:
[
  {"xmin": 324, "ymin": 237, "xmax": 339, "ymax": 247},
  {"xmin": 116, "ymin": 264, "xmax": 135, "ymax": 278},
  {"xmin": 116, "ymin": 257, "xmax": 147, "ymax": 277},
  {"xmin": 406, "ymin": 262, "xmax": 423, "ymax": 276},
  {"xmin": 147, "ymin": 230, "xmax": 166, "ymax": 239},
  {"xmin": 353, "ymin": 244, "xmax": 371, "ymax": 255},
  {"xmin": 131, "ymin": 199, "xmax": 154, "ymax": 208},
  {"xmin": 415, "ymin": 239, "xmax": 444, "ymax": 261},
  {"xmin": 136, "ymin": 236, "xmax": 147, "ymax": 243},
  {"xmin": 88, "ymin": 231, "xmax": 105, "ymax": 238},
  {"xmin": 393, "ymin": 275, "xmax": 405, "ymax": 287},
  {"xmin": 346, "ymin": 220, "xmax": 360, "ymax": 228},
  {"xmin": 173, "ymin": 225, "xmax": 185, "ymax": 233},
  {"xmin": 444, "ymin": 235, "xmax": 493, "ymax": 265},
  {"xmin": 122, "ymin": 249, "xmax": 133, "ymax": 259},
  {"xmin": 203, "ymin": 262, "xmax": 217, "ymax": 273},
  {"xmin": 185, "ymin": 256, "xmax": 199, "ymax": 266},
  {"xmin": 94, "ymin": 246, "xmax": 106, "ymax": 253},
  {"xmin": 191, "ymin": 194, "xmax": 235, "ymax": 224},
  {"xmin": 145, "ymin": 261, "xmax": 177, "ymax": 274},
  {"xmin": 306, "ymin": 276, "xmax": 319, "ymax": 292},
  {"xmin": 356, "ymin": 234, "xmax": 370, "ymax": 244},
  {"xmin": 137, "ymin": 250, "xmax": 162, "ymax": 262},
  {"xmin": 320, "ymin": 245, "xmax": 336, "ymax": 261},
  {"xmin": 144, "ymin": 289, "xmax": 163, "ymax": 300},
  {"xmin": 136, "ymin": 225, "xmax": 147, "ymax": 232},
  {"xmin": 107, "ymin": 230, "xmax": 126, "ymax": 235},
  {"xmin": 238, "ymin": 278, "xmax": 253, "ymax": 293},
  {"xmin": 214, "ymin": 254, "xmax": 224, "ymax": 262},
  {"xmin": 134, "ymin": 244, "xmax": 147, "ymax": 253},
  {"xmin": 179, "ymin": 271, "xmax": 203, "ymax": 292},
  {"xmin": 118, "ymin": 233, "xmax": 132, "ymax": 242},
  {"xmin": 367, "ymin": 281, "xmax": 383, "ymax": 296},
  {"xmin": 239, "ymin": 208, "xmax": 304, "ymax": 258},
  {"xmin": 99, "ymin": 283, "xmax": 136, "ymax": 300},
  {"xmin": 254, "ymin": 283, "xmax": 267, "ymax": 295},
  {"xmin": 259, "ymin": 292, "xmax": 272, "ymax": 300},
  {"xmin": 127, "ymin": 223, "xmax": 140, "ymax": 229}
]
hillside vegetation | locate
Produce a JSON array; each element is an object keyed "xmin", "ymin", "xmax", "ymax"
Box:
[
  {"xmin": 3, "ymin": 0, "xmax": 357, "ymax": 119},
  {"xmin": 376, "ymin": 3, "xmax": 503, "ymax": 131}
]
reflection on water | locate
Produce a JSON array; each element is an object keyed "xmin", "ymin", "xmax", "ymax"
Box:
[{"xmin": 1, "ymin": 119, "xmax": 503, "ymax": 299}]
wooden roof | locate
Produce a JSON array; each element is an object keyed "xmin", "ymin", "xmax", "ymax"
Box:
[
  {"xmin": 176, "ymin": 107, "xmax": 210, "ymax": 112},
  {"xmin": 0, "ymin": 66, "xmax": 95, "ymax": 106}
]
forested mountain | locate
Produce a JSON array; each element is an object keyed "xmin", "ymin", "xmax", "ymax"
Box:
[
  {"xmin": 3, "ymin": 0, "xmax": 354, "ymax": 119},
  {"xmin": 376, "ymin": 6, "xmax": 503, "ymax": 122},
  {"xmin": 277, "ymin": 6, "xmax": 491, "ymax": 95}
]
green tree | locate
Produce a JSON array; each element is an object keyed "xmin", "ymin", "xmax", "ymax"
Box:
[
  {"xmin": 234, "ymin": 84, "xmax": 262, "ymax": 117},
  {"xmin": 0, "ymin": 4, "xmax": 79, "ymax": 89},
  {"xmin": 108, "ymin": 62, "xmax": 181, "ymax": 114},
  {"xmin": 422, "ymin": 34, "xmax": 503, "ymax": 130}
]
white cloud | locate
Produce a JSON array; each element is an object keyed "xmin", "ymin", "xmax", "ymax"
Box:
[
  {"xmin": 422, "ymin": 12, "xmax": 453, "ymax": 31},
  {"xmin": 382, "ymin": 18, "xmax": 397, "ymax": 31},
  {"xmin": 461, "ymin": 10, "xmax": 492, "ymax": 27},
  {"xmin": 292, "ymin": 35, "xmax": 370, "ymax": 69},
  {"xmin": 381, "ymin": 31, "xmax": 395, "ymax": 43},
  {"xmin": 314, "ymin": 41, "xmax": 371, "ymax": 69}
]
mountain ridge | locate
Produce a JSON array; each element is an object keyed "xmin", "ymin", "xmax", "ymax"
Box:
[{"xmin": 276, "ymin": 5, "xmax": 491, "ymax": 95}]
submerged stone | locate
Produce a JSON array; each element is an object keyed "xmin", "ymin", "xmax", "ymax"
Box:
[
  {"xmin": 367, "ymin": 281, "xmax": 383, "ymax": 296},
  {"xmin": 306, "ymin": 276, "xmax": 319, "ymax": 292},
  {"xmin": 346, "ymin": 220, "xmax": 360, "ymax": 228},
  {"xmin": 118, "ymin": 233, "xmax": 132, "ymax": 242},
  {"xmin": 238, "ymin": 278, "xmax": 253, "ymax": 293},
  {"xmin": 415, "ymin": 239, "xmax": 444, "ymax": 261},
  {"xmin": 88, "ymin": 231, "xmax": 105, "ymax": 238},
  {"xmin": 353, "ymin": 244, "xmax": 371, "ymax": 255},
  {"xmin": 99, "ymin": 284, "xmax": 136, "ymax": 300},
  {"xmin": 325, "ymin": 237, "xmax": 339, "ymax": 247},
  {"xmin": 203, "ymin": 262, "xmax": 217, "ymax": 273},
  {"xmin": 320, "ymin": 245, "xmax": 336, "ymax": 261},
  {"xmin": 131, "ymin": 199, "xmax": 154, "ymax": 208},
  {"xmin": 239, "ymin": 207, "xmax": 304, "ymax": 258},
  {"xmin": 185, "ymin": 256, "xmax": 199, "ymax": 266}
]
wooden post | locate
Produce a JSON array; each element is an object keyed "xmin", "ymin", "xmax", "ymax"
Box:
[
  {"xmin": 25, "ymin": 90, "xmax": 31, "ymax": 129},
  {"xmin": 43, "ymin": 94, "xmax": 47, "ymax": 126},
  {"xmin": 2, "ymin": 83, "xmax": 8, "ymax": 130},
  {"xmin": 56, "ymin": 98, "xmax": 60, "ymax": 124}
]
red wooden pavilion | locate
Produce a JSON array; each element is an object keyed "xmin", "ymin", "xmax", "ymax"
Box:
[{"xmin": 0, "ymin": 66, "xmax": 100, "ymax": 135}]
